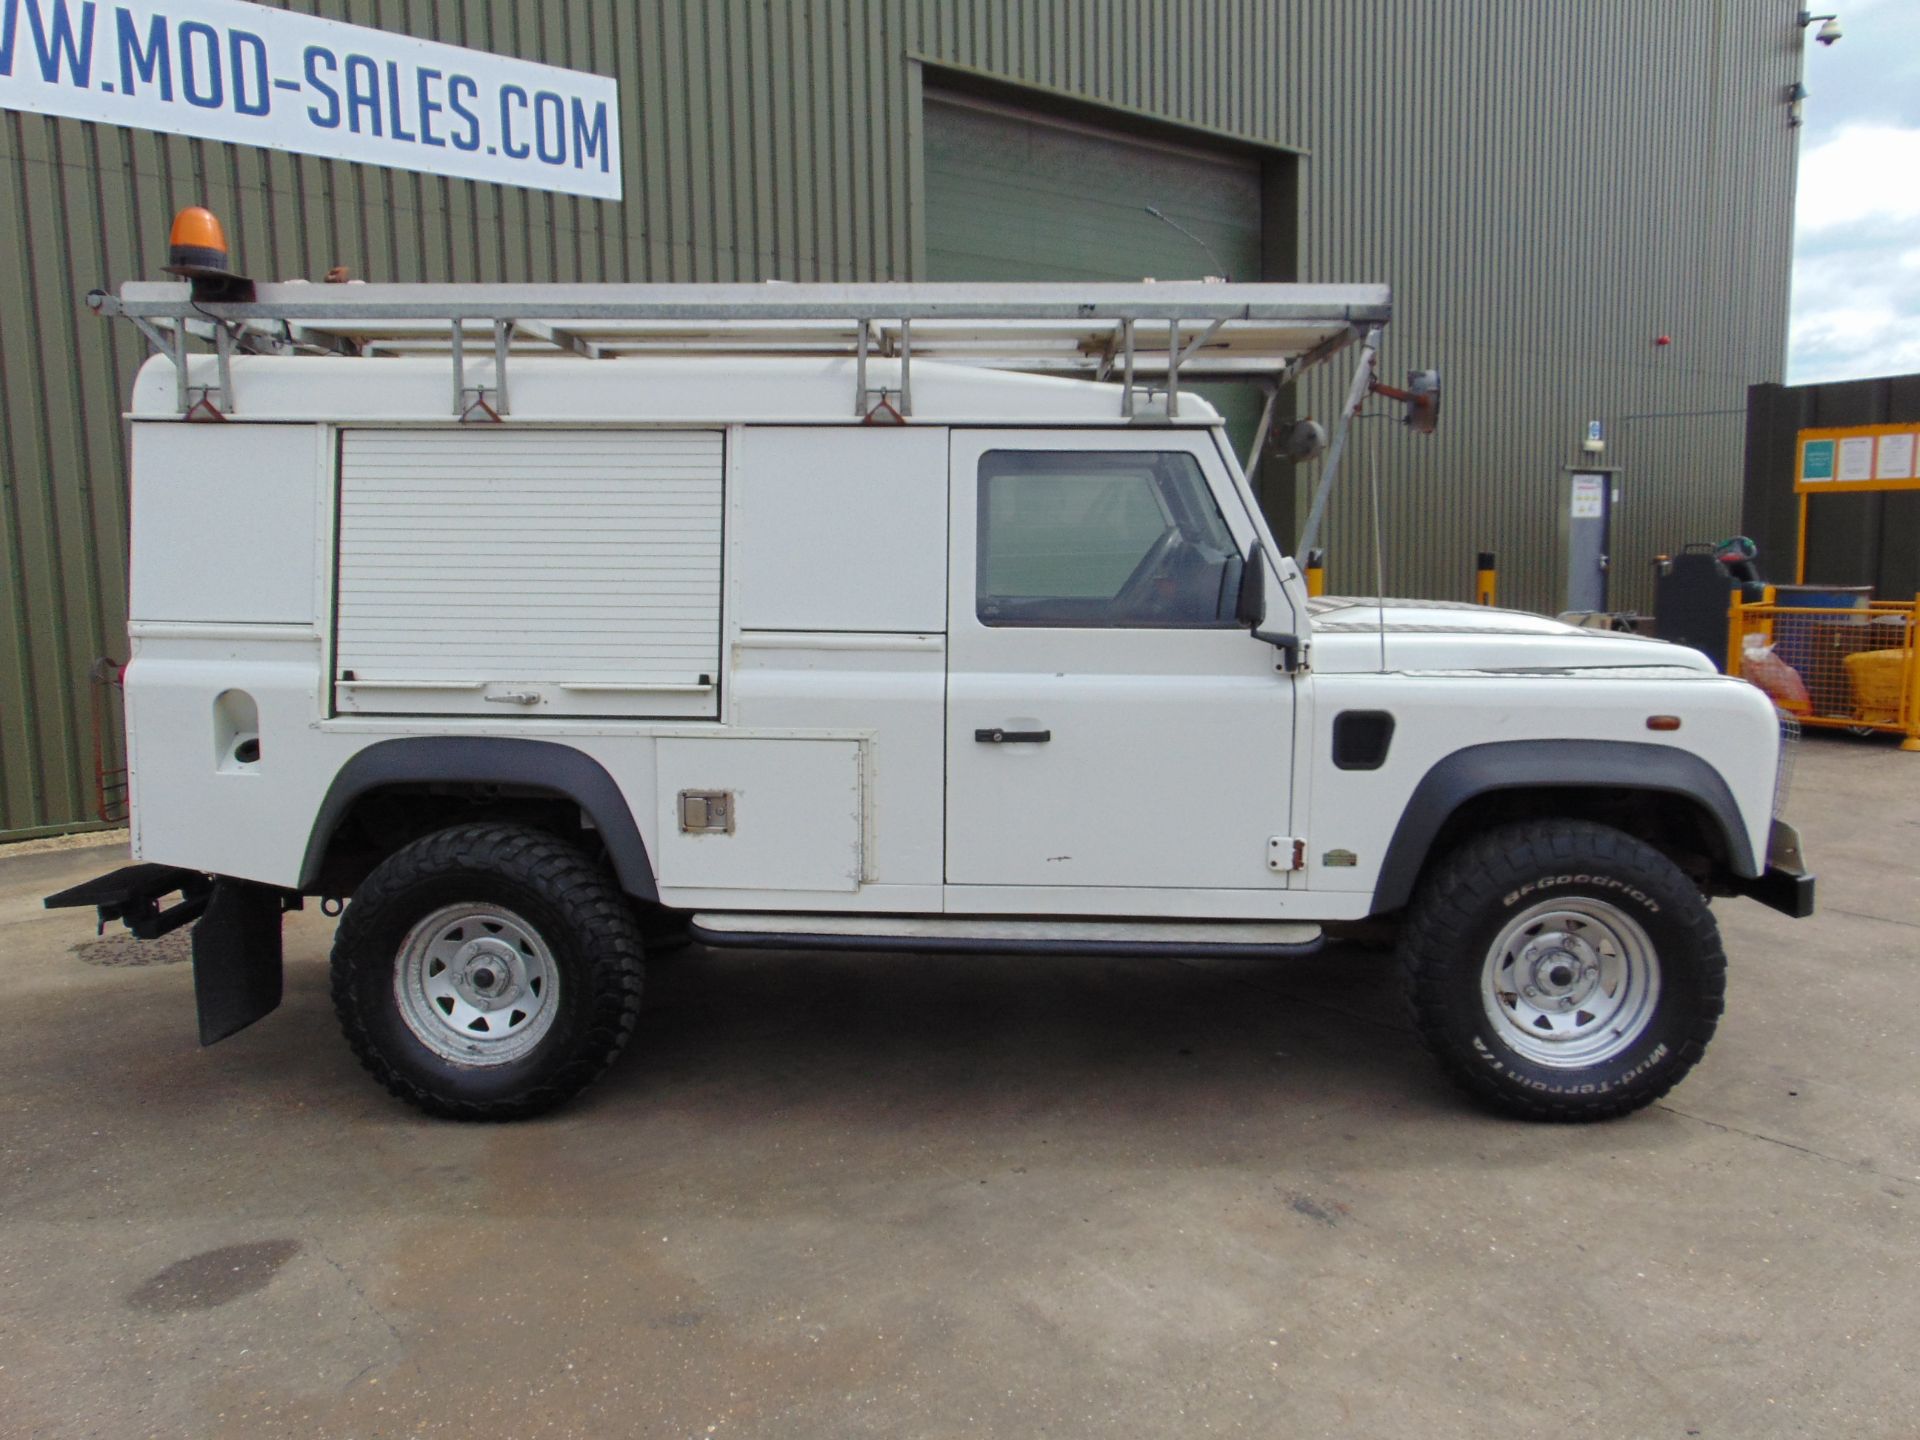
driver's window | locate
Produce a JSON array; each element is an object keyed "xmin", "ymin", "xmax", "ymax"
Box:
[{"xmin": 977, "ymin": 450, "xmax": 1239, "ymax": 628}]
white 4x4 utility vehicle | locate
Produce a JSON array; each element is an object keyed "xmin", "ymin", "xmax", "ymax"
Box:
[{"xmin": 52, "ymin": 224, "xmax": 1811, "ymax": 1122}]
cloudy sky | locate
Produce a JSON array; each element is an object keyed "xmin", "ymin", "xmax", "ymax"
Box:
[{"xmin": 1789, "ymin": 0, "xmax": 1920, "ymax": 383}]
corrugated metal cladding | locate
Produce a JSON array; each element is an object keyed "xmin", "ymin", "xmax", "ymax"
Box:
[
  {"xmin": 0, "ymin": 0, "xmax": 1801, "ymax": 837},
  {"xmin": 1743, "ymin": 374, "xmax": 1920, "ymax": 598}
]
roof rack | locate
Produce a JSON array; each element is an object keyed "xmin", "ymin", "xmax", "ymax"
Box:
[{"xmin": 89, "ymin": 280, "xmax": 1390, "ymax": 428}]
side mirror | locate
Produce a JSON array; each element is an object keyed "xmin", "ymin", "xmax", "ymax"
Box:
[
  {"xmin": 1239, "ymin": 543, "xmax": 1303, "ymax": 672},
  {"xmin": 1236, "ymin": 542, "xmax": 1267, "ymax": 627}
]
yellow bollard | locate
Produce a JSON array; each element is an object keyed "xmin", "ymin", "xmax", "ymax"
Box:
[
  {"xmin": 1305, "ymin": 548, "xmax": 1325, "ymax": 598},
  {"xmin": 1474, "ymin": 550, "xmax": 1497, "ymax": 607}
]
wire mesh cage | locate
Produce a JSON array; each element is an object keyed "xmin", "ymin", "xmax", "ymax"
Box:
[{"xmin": 1728, "ymin": 597, "xmax": 1920, "ymax": 751}]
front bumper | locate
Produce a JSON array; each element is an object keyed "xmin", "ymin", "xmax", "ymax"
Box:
[{"xmin": 1731, "ymin": 819, "xmax": 1815, "ymax": 918}]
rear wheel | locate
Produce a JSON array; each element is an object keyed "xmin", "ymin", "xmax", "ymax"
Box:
[
  {"xmin": 1400, "ymin": 820, "xmax": 1725, "ymax": 1121},
  {"xmin": 330, "ymin": 823, "xmax": 644, "ymax": 1120}
]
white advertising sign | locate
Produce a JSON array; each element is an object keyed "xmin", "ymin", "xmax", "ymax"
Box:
[
  {"xmin": 1875, "ymin": 433, "xmax": 1917, "ymax": 481},
  {"xmin": 0, "ymin": 0, "xmax": 620, "ymax": 199},
  {"xmin": 1836, "ymin": 436, "xmax": 1875, "ymax": 483}
]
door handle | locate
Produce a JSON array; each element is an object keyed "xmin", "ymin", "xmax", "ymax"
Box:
[{"xmin": 975, "ymin": 728, "xmax": 1051, "ymax": 744}]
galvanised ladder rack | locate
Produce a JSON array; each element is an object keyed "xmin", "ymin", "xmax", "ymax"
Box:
[{"xmin": 89, "ymin": 280, "xmax": 1391, "ymax": 439}]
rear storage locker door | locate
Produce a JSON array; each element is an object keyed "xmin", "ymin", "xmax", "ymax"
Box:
[{"xmin": 334, "ymin": 429, "xmax": 723, "ymax": 719}]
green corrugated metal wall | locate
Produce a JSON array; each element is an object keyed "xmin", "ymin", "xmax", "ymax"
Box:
[{"xmin": 0, "ymin": 0, "xmax": 1801, "ymax": 836}]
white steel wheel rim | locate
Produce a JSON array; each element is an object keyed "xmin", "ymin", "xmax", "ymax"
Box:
[
  {"xmin": 394, "ymin": 904, "xmax": 560, "ymax": 1066},
  {"xmin": 1480, "ymin": 897, "xmax": 1661, "ymax": 1069}
]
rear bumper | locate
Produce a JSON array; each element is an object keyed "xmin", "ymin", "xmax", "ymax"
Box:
[
  {"xmin": 1731, "ymin": 819, "xmax": 1815, "ymax": 919},
  {"xmin": 43, "ymin": 862, "xmax": 209, "ymax": 936},
  {"xmin": 46, "ymin": 865, "xmax": 290, "ymax": 1044}
]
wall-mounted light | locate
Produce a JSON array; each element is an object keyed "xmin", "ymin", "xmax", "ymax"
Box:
[
  {"xmin": 1786, "ymin": 81, "xmax": 1808, "ymax": 128},
  {"xmin": 1797, "ymin": 11, "xmax": 1843, "ymax": 45}
]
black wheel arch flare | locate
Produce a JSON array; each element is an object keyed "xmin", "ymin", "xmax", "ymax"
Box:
[
  {"xmin": 1369, "ymin": 739, "xmax": 1758, "ymax": 916},
  {"xmin": 299, "ymin": 737, "xmax": 659, "ymax": 902}
]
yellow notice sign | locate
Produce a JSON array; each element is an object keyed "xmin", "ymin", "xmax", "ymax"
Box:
[{"xmin": 1796, "ymin": 424, "xmax": 1920, "ymax": 492}]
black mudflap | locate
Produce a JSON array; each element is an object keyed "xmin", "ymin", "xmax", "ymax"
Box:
[{"xmin": 192, "ymin": 880, "xmax": 285, "ymax": 1045}]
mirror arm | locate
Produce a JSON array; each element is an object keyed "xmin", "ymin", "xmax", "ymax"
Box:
[{"xmin": 1253, "ymin": 628, "xmax": 1303, "ymax": 674}]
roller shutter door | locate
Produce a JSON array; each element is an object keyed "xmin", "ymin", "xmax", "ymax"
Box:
[
  {"xmin": 924, "ymin": 94, "xmax": 1266, "ymax": 446},
  {"xmin": 333, "ymin": 428, "xmax": 723, "ymax": 719}
]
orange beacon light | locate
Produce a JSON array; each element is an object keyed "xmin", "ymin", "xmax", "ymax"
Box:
[{"xmin": 163, "ymin": 206, "xmax": 231, "ymax": 277}]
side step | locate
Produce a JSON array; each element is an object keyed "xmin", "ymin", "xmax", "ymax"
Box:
[{"xmin": 687, "ymin": 913, "xmax": 1323, "ymax": 958}]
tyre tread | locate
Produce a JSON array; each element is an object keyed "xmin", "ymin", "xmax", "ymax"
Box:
[
  {"xmin": 329, "ymin": 822, "xmax": 644, "ymax": 1121},
  {"xmin": 1399, "ymin": 819, "xmax": 1726, "ymax": 1123}
]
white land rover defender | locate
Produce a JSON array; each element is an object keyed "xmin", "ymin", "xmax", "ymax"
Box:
[{"xmin": 50, "ymin": 219, "xmax": 1812, "ymax": 1122}]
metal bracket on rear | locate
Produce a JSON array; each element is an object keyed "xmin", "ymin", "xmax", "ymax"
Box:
[
  {"xmin": 855, "ymin": 317, "xmax": 913, "ymax": 420},
  {"xmin": 183, "ymin": 389, "xmax": 228, "ymax": 422},
  {"xmin": 452, "ymin": 319, "xmax": 512, "ymax": 420}
]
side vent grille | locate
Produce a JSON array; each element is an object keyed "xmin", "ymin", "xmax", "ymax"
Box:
[{"xmin": 1332, "ymin": 711, "xmax": 1395, "ymax": 771}]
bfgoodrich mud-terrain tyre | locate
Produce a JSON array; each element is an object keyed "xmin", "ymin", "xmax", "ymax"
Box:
[
  {"xmin": 330, "ymin": 823, "xmax": 644, "ymax": 1120},
  {"xmin": 1400, "ymin": 820, "xmax": 1725, "ymax": 1122}
]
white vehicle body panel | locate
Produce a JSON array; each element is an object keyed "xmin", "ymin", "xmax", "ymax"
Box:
[
  {"xmin": 943, "ymin": 428, "xmax": 1295, "ymax": 893},
  {"xmin": 129, "ymin": 424, "xmax": 324, "ymax": 624},
  {"xmin": 1299, "ymin": 667, "xmax": 1777, "ymax": 894},
  {"xmin": 724, "ymin": 632, "xmax": 945, "ymax": 897},
  {"xmin": 118, "ymin": 353, "xmax": 1785, "ymax": 925},
  {"xmin": 731, "ymin": 426, "xmax": 949, "ymax": 634},
  {"xmin": 654, "ymin": 736, "xmax": 863, "ymax": 892}
]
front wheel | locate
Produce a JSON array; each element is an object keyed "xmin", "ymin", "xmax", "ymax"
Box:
[
  {"xmin": 1400, "ymin": 820, "xmax": 1726, "ymax": 1122},
  {"xmin": 330, "ymin": 823, "xmax": 645, "ymax": 1120}
]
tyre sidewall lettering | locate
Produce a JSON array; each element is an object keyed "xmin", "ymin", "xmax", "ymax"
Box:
[
  {"xmin": 1469, "ymin": 1034, "xmax": 1673, "ymax": 1094},
  {"xmin": 1403, "ymin": 821, "xmax": 1725, "ymax": 1120},
  {"xmin": 1502, "ymin": 874, "xmax": 1661, "ymax": 914}
]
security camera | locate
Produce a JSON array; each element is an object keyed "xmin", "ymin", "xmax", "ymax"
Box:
[{"xmin": 1816, "ymin": 16, "xmax": 1842, "ymax": 44}]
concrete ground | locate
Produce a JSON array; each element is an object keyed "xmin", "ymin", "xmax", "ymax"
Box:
[{"xmin": 2, "ymin": 734, "xmax": 1916, "ymax": 1439}]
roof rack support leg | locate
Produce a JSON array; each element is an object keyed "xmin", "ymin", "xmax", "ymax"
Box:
[
  {"xmin": 129, "ymin": 315, "xmax": 170, "ymax": 357},
  {"xmin": 855, "ymin": 320, "xmax": 869, "ymax": 418},
  {"xmin": 492, "ymin": 320, "xmax": 512, "ymax": 416},
  {"xmin": 1297, "ymin": 326, "xmax": 1382, "ymax": 557},
  {"xmin": 449, "ymin": 322, "xmax": 465, "ymax": 416},
  {"xmin": 1167, "ymin": 318, "xmax": 1181, "ymax": 418},
  {"xmin": 1121, "ymin": 320, "xmax": 1135, "ymax": 418},
  {"xmin": 1244, "ymin": 380, "xmax": 1279, "ymax": 485},
  {"xmin": 1175, "ymin": 318, "xmax": 1224, "ymax": 370},
  {"xmin": 172, "ymin": 321, "xmax": 189, "ymax": 416},
  {"xmin": 899, "ymin": 318, "xmax": 912, "ymax": 417},
  {"xmin": 213, "ymin": 321, "xmax": 235, "ymax": 414}
]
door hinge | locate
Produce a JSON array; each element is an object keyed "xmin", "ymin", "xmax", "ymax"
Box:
[{"xmin": 1267, "ymin": 836, "xmax": 1306, "ymax": 872}]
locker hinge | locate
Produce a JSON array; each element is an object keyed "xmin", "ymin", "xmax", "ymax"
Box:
[{"xmin": 1267, "ymin": 836, "xmax": 1306, "ymax": 873}]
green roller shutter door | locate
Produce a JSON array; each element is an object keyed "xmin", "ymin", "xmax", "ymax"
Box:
[
  {"xmin": 925, "ymin": 96, "xmax": 1262, "ymax": 283},
  {"xmin": 923, "ymin": 95, "xmax": 1267, "ymax": 453}
]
